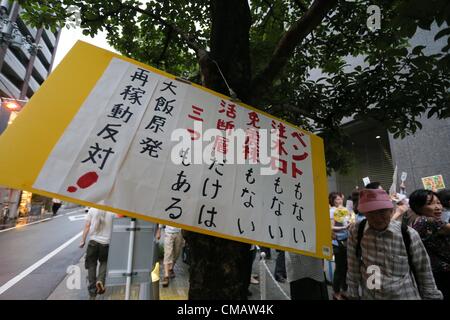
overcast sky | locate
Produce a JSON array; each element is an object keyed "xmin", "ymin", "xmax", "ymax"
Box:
[{"xmin": 52, "ymin": 27, "xmax": 117, "ymax": 70}]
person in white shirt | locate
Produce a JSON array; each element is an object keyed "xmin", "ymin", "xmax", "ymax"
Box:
[
  {"xmin": 156, "ymin": 224, "xmax": 183, "ymax": 288},
  {"xmin": 52, "ymin": 198, "xmax": 62, "ymax": 216},
  {"xmin": 79, "ymin": 208, "xmax": 115, "ymax": 299}
]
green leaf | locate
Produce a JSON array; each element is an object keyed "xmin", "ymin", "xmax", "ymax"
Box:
[
  {"xmin": 412, "ymin": 45, "xmax": 426, "ymax": 55},
  {"xmin": 434, "ymin": 27, "xmax": 450, "ymax": 41}
]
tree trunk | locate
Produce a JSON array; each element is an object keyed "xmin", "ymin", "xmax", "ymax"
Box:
[{"xmin": 185, "ymin": 0, "xmax": 253, "ymax": 300}]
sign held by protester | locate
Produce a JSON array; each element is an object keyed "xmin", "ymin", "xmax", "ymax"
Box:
[
  {"xmin": 0, "ymin": 41, "xmax": 331, "ymax": 259},
  {"xmin": 363, "ymin": 177, "xmax": 371, "ymax": 187},
  {"xmin": 421, "ymin": 175, "xmax": 446, "ymax": 191}
]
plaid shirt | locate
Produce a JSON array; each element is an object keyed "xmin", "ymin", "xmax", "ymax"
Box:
[{"xmin": 347, "ymin": 220, "xmax": 443, "ymax": 300}]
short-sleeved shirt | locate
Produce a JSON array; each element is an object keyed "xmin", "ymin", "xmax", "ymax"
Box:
[
  {"xmin": 330, "ymin": 207, "xmax": 351, "ymax": 245},
  {"xmin": 413, "ymin": 217, "xmax": 450, "ymax": 273},
  {"xmin": 159, "ymin": 224, "xmax": 181, "ymax": 234},
  {"xmin": 86, "ymin": 208, "xmax": 115, "ymax": 245}
]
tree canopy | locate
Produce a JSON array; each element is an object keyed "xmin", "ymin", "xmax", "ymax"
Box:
[{"xmin": 20, "ymin": 0, "xmax": 450, "ymax": 174}]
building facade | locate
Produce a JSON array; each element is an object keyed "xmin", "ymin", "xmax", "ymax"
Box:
[
  {"xmin": 0, "ymin": 0, "xmax": 61, "ymax": 219},
  {"xmin": 328, "ymin": 24, "xmax": 449, "ymax": 197}
]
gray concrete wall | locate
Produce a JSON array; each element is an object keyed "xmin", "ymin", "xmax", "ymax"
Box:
[{"xmin": 389, "ymin": 116, "xmax": 450, "ymax": 192}]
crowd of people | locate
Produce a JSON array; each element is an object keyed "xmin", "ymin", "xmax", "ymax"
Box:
[
  {"xmin": 327, "ymin": 183, "xmax": 450, "ymax": 300},
  {"xmin": 75, "ymin": 183, "xmax": 450, "ymax": 300}
]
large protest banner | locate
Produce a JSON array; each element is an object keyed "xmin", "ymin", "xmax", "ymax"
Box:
[{"xmin": 0, "ymin": 41, "xmax": 331, "ymax": 259}]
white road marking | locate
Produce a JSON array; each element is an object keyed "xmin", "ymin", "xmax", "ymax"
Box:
[
  {"xmin": 0, "ymin": 209, "xmax": 85, "ymax": 233},
  {"xmin": 68, "ymin": 214, "xmax": 87, "ymax": 222},
  {"xmin": 0, "ymin": 231, "xmax": 83, "ymax": 296}
]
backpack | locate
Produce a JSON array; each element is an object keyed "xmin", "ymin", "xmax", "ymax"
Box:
[{"xmin": 355, "ymin": 216, "xmax": 417, "ymax": 281}]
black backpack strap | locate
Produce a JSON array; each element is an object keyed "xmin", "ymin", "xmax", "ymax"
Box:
[
  {"xmin": 356, "ymin": 219, "xmax": 367, "ymax": 260},
  {"xmin": 401, "ymin": 218, "xmax": 417, "ymax": 282}
]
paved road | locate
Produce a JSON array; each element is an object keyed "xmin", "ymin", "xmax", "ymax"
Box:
[{"xmin": 0, "ymin": 207, "xmax": 87, "ymax": 300}]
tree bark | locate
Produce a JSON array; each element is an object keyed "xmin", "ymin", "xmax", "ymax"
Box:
[
  {"xmin": 250, "ymin": 0, "xmax": 338, "ymax": 104},
  {"xmin": 185, "ymin": 0, "xmax": 253, "ymax": 300}
]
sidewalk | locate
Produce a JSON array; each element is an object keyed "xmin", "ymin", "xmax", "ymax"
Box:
[
  {"xmin": 48, "ymin": 255, "xmax": 190, "ymax": 300},
  {"xmin": 47, "ymin": 249, "xmax": 295, "ymax": 300}
]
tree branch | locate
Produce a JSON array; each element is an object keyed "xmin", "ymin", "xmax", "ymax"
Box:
[
  {"xmin": 268, "ymin": 102, "xmax": 323, "ymax": 123},
  {"xmin": 293, "ymin": 0, "xmax": 309, "ymax": 12},
  {"xmin": 156, "ymin": 27, "xmax": 173, "ymax": 67},
  {"xmin": 251, "ymin": 0, "xmax": 338, "ymax": 101},
  {"xmin": 80, "ymin": 2, "xmax": 207, "ymax": 59},
  {"xmin": 122, "ymin": 4, "xmax": 207, "ymax": 58}
]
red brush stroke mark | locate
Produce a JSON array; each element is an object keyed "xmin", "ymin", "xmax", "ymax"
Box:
[
  {"xmin": 67, "ymin": 172, "xmax": 99, "ymax": 193},
  {"xmin": 76, "ymin": 172, "xmax": 99, "ymax": 189}
]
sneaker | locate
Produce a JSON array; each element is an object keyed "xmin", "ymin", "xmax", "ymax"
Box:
[
  {"xmin": 161, "ymin": 276, "xmax": 170, "ymax": 287},
  {"xmin": 96, "ymin": 281, "xmax": 105, "ymax": 295},
  {"xmin": 250, "ymin": 276, "xmax": 259, "ymax": 285},
  {"xmin": 169, "ymin": 269, "xmax": 176, "ymax": 278}
]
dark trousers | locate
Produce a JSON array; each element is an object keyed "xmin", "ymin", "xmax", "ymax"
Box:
[
  {"xmin": 274, "ymin": 250, "xmax": 286, "ymax": 279},
  {"xmin": 245, "ymin": 249, "xmax": 257, "ymax": 291},
  {"xmin": 85, "ymin": 240, "xmax": 109, "ymax": 297},
  {"xmin": 332, "ymin": 242, "xmax": 348, "ymax": 293},
  {"xmin": 433, "ymin": 271, "xmax": 450, "ymax": 300},
  {"xmin": 290, "ymin": 278, "xmax": 329, "ymax": 300},
  {"xmin": 52, "ymin": 203, "xmax": 61, "ymax": 215}
]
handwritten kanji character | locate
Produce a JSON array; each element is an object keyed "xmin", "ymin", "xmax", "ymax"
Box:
[
  {"xmin": 247, "ymin": 112, "xmax": 260, "ymax": 128},
  {"xmin": 120, "ymin": 85, "xmax": 146, "ymax": 105},
  {"xmin": 214, "ymin": 136, "xmax": 229, "ymax": 154},
  {"xmin": 81, "ymin": 143, "xmax": 115, "ymax": 170},
  {"xmin": 107, "ymin": 104, "xmax": 133, "ymax": 123},
  {"xmin": 140, "ymin": 137, "xmax": 162, "ymax": 158},
  {"xmin": 154, "ymin": 97, "xmax": 175, "ymax": 115},
  {"xmin": 160, "ymin": 81, "xmax": 177, "ymax": 95},
  {"xmin": 145, "ymin": 115, "xmax": 166, "ymax": 133},
  {"xmin": 216, "ymin": 119, "xmax": 235, "ymax": 131},
  {"xmin": 271, "ymin": 120, "xmax": 287, "ymax": 139},
  {"xmin": 130, "ymin": 68, "xmax": 150, "ymax": 86},
  {"xmin": 97, "ymin": 123, "xmax": 121, "ymax": 143}
]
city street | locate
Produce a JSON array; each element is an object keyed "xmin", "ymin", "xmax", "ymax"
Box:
[{"xmin": 0, "ymin": 207, "xmax": 86, "ymax": 300}]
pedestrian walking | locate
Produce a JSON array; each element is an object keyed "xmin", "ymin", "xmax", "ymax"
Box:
[
  {"xmin": 409, "ymin": 189, "xmax": 450, "ymax": 300},
  {"xmin": 52, "ymin": 198, "xmax": 62, "ymax": 216},
  {"xmin": 244, "ymin": 245, "xmax": 259, "ymax": 297},
  {"xmin": 79, "ymin": 207, "xmax": 115, "ymax": 299},
  {"xmin": 347, "ymin": 188, "xmax": 442, "ymax": 300},
  {"xmin": 273, "ymin": 250, "xmax": 287, "ymax": 283},
  {"xmin": 156, "ymin": 224, "xmax": 184, "ymax": 288}
]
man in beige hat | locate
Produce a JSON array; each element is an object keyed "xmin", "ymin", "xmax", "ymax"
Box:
[{"xmin": 346, "ymin": 188, "xmax": 442, "ymax": 300}]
